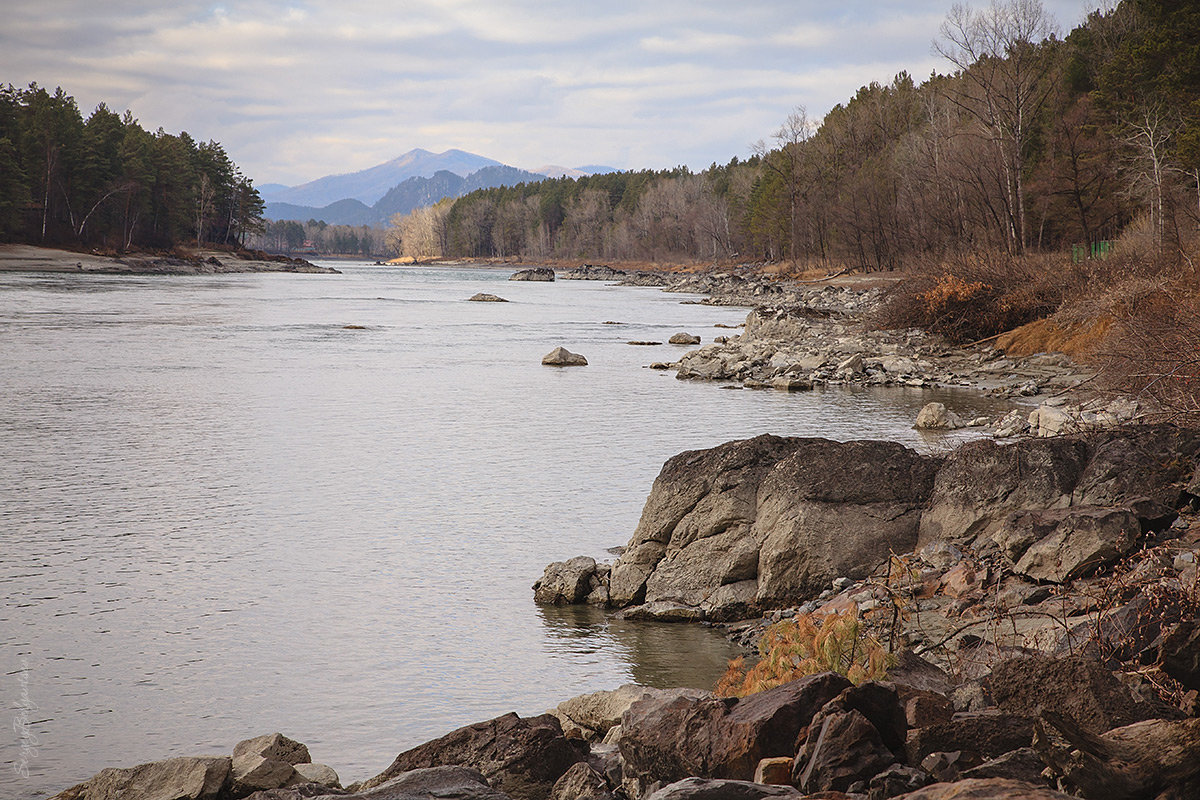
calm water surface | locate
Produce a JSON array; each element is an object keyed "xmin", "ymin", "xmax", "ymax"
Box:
[{"xmin": 0, "ymin": 263, "xmax": 1005, "ymax": 796}]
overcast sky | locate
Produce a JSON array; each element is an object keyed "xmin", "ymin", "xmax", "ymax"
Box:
[{"xmin": 3, "ymin": 0, "xmax": 1097, "ymax": 187}]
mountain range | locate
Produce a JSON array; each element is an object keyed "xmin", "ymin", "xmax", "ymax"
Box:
[{"xmin": 261, "ymin": 148, "xmax": 617, "ymax": 226}]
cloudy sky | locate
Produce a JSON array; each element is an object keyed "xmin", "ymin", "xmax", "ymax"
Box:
[{"xmin": 3, "ymin": 0, "xmax": 1095, "ymax": 187}]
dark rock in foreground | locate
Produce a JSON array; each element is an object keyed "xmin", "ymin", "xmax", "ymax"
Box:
[{"xmin": 357, "ymin": 713, "xmax": 585, "ymax": 800}]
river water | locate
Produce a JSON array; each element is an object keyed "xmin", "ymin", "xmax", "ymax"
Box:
[{"xmin": 0, "ymin": 263, "xmax": 1004, "ymax": 797}]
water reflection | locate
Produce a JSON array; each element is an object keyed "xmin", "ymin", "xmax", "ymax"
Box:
[{"xmin": 538, "ymin": 604, "xmax": 740, "ymax": 691}]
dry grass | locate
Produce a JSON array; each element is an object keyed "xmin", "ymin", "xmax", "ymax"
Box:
[{"xmin": 994, "ymin": 317, "xmax": 1115, "ymax": 358}]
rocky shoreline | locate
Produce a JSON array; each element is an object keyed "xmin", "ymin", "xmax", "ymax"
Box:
[
  {"xmin": 46, "ymin": 264, "xmax": 1200, "ymax": 800},
  {"xmin": 562, "ymin": 262, "xmax": 1138, "ymax": 438},
  {"xmin": 53, "ymin": 424, "xmax": 1200, "ymax": 800},
  {"xmin": 0, "ymin": 244, "xmax": 339, "ymax": 275}
]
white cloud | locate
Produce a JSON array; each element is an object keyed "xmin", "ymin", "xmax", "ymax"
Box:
[{"xmin": 0, "ymin": 0, "xmax": 1095, "ymax": 185}]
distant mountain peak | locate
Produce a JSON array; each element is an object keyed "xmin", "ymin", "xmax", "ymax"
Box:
[{"xmin": 261, "ymin": 148, "xmax": 504, "ymax": 207}]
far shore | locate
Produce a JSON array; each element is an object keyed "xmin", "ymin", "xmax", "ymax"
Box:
[{"xmin": 0, "ymin": 243, "xmax": 339, "ymax": 275}]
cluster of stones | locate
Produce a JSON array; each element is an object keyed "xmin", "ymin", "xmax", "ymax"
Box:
[
  {"xmin": 50, "ymin": 732, "xmax": 340, "ymax": 800},
  {"xmin": 667, "ymin": 301, "xmax": 1092, "ymax": 402}
]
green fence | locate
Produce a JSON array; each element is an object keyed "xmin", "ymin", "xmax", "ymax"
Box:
[{"xmin": 1072, "ymin": 240, "xmax": 1113, "ymax": 263}]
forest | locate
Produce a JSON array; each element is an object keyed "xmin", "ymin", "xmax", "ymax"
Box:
[
  {"xmin": 0, "ymin": 83, "xmax": 264, "ymax": 251},
  {"xmin": 254, "ymin": 219, "xmax": 385, "ymax": 258},
  {"xmin": 389, "ymin": 0, "xmax": 1199, "ymax": 270}
]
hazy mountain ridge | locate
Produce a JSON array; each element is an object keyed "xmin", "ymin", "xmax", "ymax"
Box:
[
  {"xmin": 262, "ymin": 148, "xmax": 505, "ymax": 207},
  {"xmin": 262, "ymin": 148, "xmax": 621, "ymax": 224},
  {"xmin": 265, "ymin": 164, "xmax": 548, "ymax": 226}
]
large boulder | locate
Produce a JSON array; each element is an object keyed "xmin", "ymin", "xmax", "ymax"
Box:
[
  {"xmin": 792, "ymin": 682, "xmax": 906, "ymax": 794},
  {"xmin": 1036, "ymin": 714, "xmax": 1200, "ymax": 800},
  {"xmin": 617, "ymin": 673, "xmax": 851, "ymax": 794},
  {"xmin": 510, "ymin": 268, "xmax": 555, "ymax": 282},
  {"xmin": 49, "ymin": 757, "xmax": 231, "ymax": 800},
  {"xmin": 987, "ymin": 655, "xmax": 1164, "ymax": 734},
  {"xmin": 359, "ymin": 713, "xmax": 586, "ymax": 800},
  {"xmin": 560, "ymin": 265, "xmax": 627, "ymax": 281},
  {"xmin": 906, "ymin": 712, "xmax": 1035, "ymax": 768},
  {"xmin": 716, "ymin": 672, "xmax": 856, "ymax": 780},
  {"xmin": 753, "ymin": 439, "xmax": 939, "ymax": 605},
  {"xmin": 1000, "ymin": 507, "xmax": 1139, "ymax": 582},
  {"xmin": 918, "ymin": 426, "xmax": 1200, "ymax": 551},
  {"xmin": 607, "ymin": 435, "xmax": 940, "ymax": 614}
]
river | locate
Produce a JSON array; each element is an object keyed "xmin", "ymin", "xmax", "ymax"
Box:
[{"xmin": 0, "ymin": 263, "xmax": 1004, "ymax": 797}]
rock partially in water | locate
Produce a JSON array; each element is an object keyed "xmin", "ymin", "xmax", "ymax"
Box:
[
  {"xmin": 468, "ymin": 293, "xmax": 508, "ymax": 302},
  {"xmin": 510, "ymin": 268, "xmax": 555, "ymax": 282},
  {"xmin": 49, "ymin": 756, "xmax": 232, "ymax": 800},
  {"xmin": 668, "ymin": 333, "xmax": 701, "ymax": 345},
  {"xmin": 549, "ymin": 684, "xmax": 655, "ymax": 742},
  {"xmin": 915, "ymin": 402, "xmax": 963, "ymax": 430},
  {"xmin": 542, "ymin": 347, "xmax": 588, "ymax": 367},
  {"xmin": 607, "ymin": 434, "xmax": 939, "ymax": 615},
  {"xmin": 534, "ymin": 556, "xmax": 597, "ymax": 605}
]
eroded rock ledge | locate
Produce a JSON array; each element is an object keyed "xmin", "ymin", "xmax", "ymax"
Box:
[{"xmin": 535, "ymin": 425, "xmax": 1200, "ymax": 624}]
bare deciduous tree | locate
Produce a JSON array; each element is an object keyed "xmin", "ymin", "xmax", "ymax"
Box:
[{"xmin": 935, "ymin": 0, "xmax": 1057, "ymax": 253}]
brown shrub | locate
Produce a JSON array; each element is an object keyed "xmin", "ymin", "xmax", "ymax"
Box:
[
  {"xmin": 873, "ymin": 251, "xmax": 1081, "ymax": 343},
  {"xmin": 715, "ymin": 610, "xmax": 892, "ymax": 698}
]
